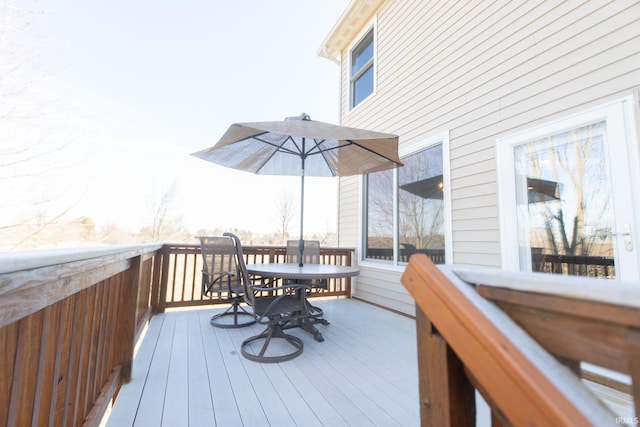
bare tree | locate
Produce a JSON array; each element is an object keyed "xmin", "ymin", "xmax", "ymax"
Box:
[
  {"xmin": 0, "ymin": 2, "xmax": 80, "ymax": 249},
  {"xmin": 274, "ymin": 192, "xmax": 295, "ymax": 244},
  {"xmin": 140, "ymin": 180, "xmax": 190, "ymax": 242}
]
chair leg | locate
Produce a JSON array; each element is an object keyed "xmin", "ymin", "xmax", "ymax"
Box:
[
  {"xmin": 209, "ymin": 301, "xmax": 255, "ymax": 328},
  {"xmin": 241, "ymin": 323, "xmax": 304, "ymax": 363},
  {"xmin": 303, "ymin": 299, "xmax": 330, "ymax": 327}
]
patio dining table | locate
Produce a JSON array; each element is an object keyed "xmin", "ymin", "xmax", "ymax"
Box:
[{"xmin": 245, "ymin": 262, "xmax": 360, "ymax": 341}]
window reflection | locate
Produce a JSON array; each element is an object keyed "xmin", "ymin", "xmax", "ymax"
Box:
[
  {"xmin": 398, "ymin": 145, "xmax": 445, "ymax": 263},
  {"xmin": 365, "ymin": 169, "xmax": 393, "ymax": 261},
  {"xmin": 364, "ymin": 144, "xmax": 445, "ymax": 264},
  {"xmin": 514, "ymin": 121, "xmax": 616, "ymax": 278}
]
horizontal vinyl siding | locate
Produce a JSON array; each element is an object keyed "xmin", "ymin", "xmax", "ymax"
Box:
[
  {"xmin": 354, "ymin": 266, "xmax": 416, "ymax": 315},
  {"xmin": 337, "ymin": 176, "xmax": 359, "ymax": 248},
  {"xmin": 335, "ymin": 0, "xmax": 640, "ymax": 312}
]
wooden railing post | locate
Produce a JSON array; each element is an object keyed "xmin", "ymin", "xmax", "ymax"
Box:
[
  {"xmin": 628, "ymin": 329, "xmax": 640, "ymax": 414},
  {"xmin": 157, "ymin": 245, "xmax": 171, "ymax": 313},
  {"xmin": 416, "ymin": 305, "xmax": 475, "ymax": 427},
  {"xmin": 150, "ymin": 250, "xmax": 164, "ymax": 313},
  {"xmin": 115, "ymin": 256, "xmax": 141, "ymax": 383}
]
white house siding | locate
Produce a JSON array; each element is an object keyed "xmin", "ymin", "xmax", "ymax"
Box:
[
  {"xmin": 329, "ymin": 0, "xmax": 640, "ymax": 315},
  {"xmin": 337, "ymin": 175, "xmax": 359, "ymax": 248}
]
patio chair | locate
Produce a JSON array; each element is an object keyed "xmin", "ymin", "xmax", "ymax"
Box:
[
  {"xmin": 198, "ymin": 236, "xmax": 255, "ymax": 328},
  {"xmin": 286, "ymin": 240, "xmax": 328, "ymax": 322},
  {"xmin": 225, "ymin": 232, "xmax": 311, "ymax": 363}
]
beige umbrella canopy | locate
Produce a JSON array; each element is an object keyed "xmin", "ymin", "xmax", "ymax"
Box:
[{"xmin": 192, "ymin": 114, "xmax": 402, "ymax": 264}]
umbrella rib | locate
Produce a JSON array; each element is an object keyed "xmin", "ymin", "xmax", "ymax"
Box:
[
  {"xmin": 252, "ymin": 135, "xmax": 301, "ymax": 174},
  {"xmin": 252, "ymin": 135, "xmax": 301, "ymax": 156},
  {"xmin": 305, "ymin": 138, "xmax": 337, "ymax": 175},
  {"xmin": 304, "ymin": 138, "xmax": 325, "ymax": 155}
]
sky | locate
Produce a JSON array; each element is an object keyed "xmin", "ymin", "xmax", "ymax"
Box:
[{"xmin": 1, "ymin": 0, "xmax": 350, "ymax": 236}]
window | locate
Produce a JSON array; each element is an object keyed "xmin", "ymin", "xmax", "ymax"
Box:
[
  {"xmin": 364, "ymin": 137, "xmax": 449, "ymax": 265},
  {"xmin": 364, "ymin": 168, "xmax": 393, "ymax": 261},
  {"xmin": 350, "ymin": 28, "xmax": 374, "ymax": 108},
  {"xmin": 498, "ymin": 96, "xmax": 640, "ymax": 280}
]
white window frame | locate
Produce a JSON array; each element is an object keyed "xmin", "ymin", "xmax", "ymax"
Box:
[
  {"xmin": 359, "ymin": 131, "xmax": 452, "ymax": 270},
  {"xmin": 496, "ymin": 95, "xmax": 640, "ymax": 275},
  {"xmin": 348, "ymin": 21, "xmax": 376, "ymax": 111}
]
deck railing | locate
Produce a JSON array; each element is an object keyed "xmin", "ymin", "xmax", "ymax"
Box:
[
  {"xmin": 531, "ymin": 253, "xmax": 615, "ymax": 278},
  {"xmin": 0, "ymin": 243, "xmax": 354, "ymax": 427},
  {"xmin": 402, "ymin": 254, "xmax": 639, "ymax": 426},
  {"xmin": 158, "ymin": 243, "xmax": 353, "ymax": 310},
  {"xmin": 0, "ymin": 245, "xmax": 163, "ymax": 427}
]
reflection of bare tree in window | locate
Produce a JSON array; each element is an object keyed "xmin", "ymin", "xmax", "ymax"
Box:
[
  {"xmin": 365, "ymin": 143, "xmax": 445, "ymax": 262},
  {"xmin": 520, "ymin": 122, "xmax": 615, "ymax": 277},
  {"xmin": 398, "ymin": 145, "xmax": 444, "ymax": 262},
  {"xmin": 366, "ymin": 169, "xmax": 393, "ymax": 253}
]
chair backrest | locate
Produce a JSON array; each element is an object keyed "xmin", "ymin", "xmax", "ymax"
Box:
[
  {"xmin": 197, "ymin": 236, "xmax": 243, "ymax": 296},
  {"xmin": 286, "ymin": 240, "xmax": 321, "ymax": 264},
  {"xmin": 223, "ymin": 232, "xmax": 257, "ymax": 308}
]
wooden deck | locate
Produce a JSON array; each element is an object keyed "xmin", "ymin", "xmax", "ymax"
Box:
[{"xmin": 105, "ymin": 298, "xmax": 420, "ymax": 427}]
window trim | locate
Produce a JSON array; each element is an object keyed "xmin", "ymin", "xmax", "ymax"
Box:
[
  {"xmin": 348, "ymin": 22, "xmax": 376, "ymax": 111},
  {"xmin": 496, "ymin": 95, "xmax": 640, "ymax": 273},
  {"xmin": 359, "ymin": 131, "xmax": 452, "ymax": 269}
]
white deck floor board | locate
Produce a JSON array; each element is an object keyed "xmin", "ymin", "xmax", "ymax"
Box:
[
  {"xmin": 300, "ymin": 330, "xmax": 413, "ymax": 426},
  {"xmin": 197, "ymin": 311, "xmax": 244, "ymax": 426},
  {"xmin": 214, "ymin": 325, "xmax": 268, "ymax": 425},
  {"xmin": 106, "ymin": 313, "xmax": 164, "ymax": 426},
  {"xmin": 289, "ymin": 350, "xmax": 363, "ymax": 426},
  {"xmin": 163, "ymin": 312, "xmax": 190, "ymax": 426},
  {"xmin": 134, "ymin": 312, "xmax": 175, "ymax": 426},
  {"xmin": 106, "ymin": 298, "xmax": 420, "ymax": 427},
  {"xmin": 186, "ymin": 311, "xmax": 215, "ymax": 427}
]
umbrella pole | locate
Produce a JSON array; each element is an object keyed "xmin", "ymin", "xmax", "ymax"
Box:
[{"xmin": 299, "ymin": 167, "xmax": 305, "ymax": 267}]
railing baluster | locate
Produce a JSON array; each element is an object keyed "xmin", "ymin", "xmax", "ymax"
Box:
[
  {"xmin": 50, "ymin": 297, "xmax": 73, "ymax": 426},
  {"xmin": 30, "ymin": 303, "xmax": 57, "ymax": 426},
  {"xmin": 7, "ymin": 311, "xmax": 43, "ymax": 426},
  {"xmin": 180, "ymin": 252, "xmax": 188, "ymax": 302},
  {"xmin": 190, "ymin": 252, "xmax": 198, "ymax": 302},
  {"xmin": 62, "ymin": 289, "xmax": 87, "ymax": 427}
]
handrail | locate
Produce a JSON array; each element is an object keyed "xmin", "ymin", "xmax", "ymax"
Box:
[
  {"xmin": 0, "ymin": 244, "xmax": 163, "ymax": 275},
  {"xmin": 0, "ymin": 245, "xmax": 163, "ymax": 328},
  {"xmin": 401, "ymin": 254, "xmax": 615, "ymax": 426}
]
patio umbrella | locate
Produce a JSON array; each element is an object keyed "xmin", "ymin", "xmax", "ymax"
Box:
[{"xmin": 192, "ymin": 114, "xmax": 402, "ymax": 265}]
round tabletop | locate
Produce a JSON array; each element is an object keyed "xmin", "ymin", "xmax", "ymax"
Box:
[{"xmin": 245, "ymin": 263, "xmax": 360, "ymax": 280}]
